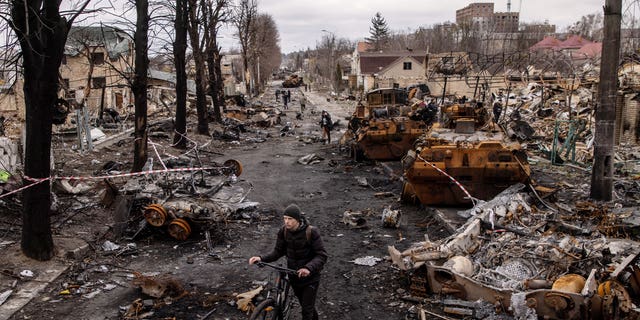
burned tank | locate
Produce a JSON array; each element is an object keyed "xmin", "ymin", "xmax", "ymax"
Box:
[
  {"xmin": 346, "ymin": 88, "xmax": 434, "ymax": 161},
  {"xmin": 401, "ymin": 103, "xmax": 530, "ymax": 205},
  {"xmin": 282, "ymin": 74, "xmax": 304, "ymax": 88}
]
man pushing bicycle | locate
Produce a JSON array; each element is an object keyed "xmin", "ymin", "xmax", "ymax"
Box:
[{"xmin": 249, "ymin": 204, "xmax": 328, "ymax": 320}]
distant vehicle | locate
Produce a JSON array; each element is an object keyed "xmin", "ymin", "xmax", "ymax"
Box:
[
  {"xmin": 344, "ymin": 88, "xmax": 431, "ymax": 161},
  {"xmin": 282, "ymin": 74, "xmax": 304, "ymax": 88}
]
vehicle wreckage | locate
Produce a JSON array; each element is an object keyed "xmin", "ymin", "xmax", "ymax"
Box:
[
  {"xmin": 344, "ymin": 88, "xmax": 435, "ymax": 161},
  {"xmin": 389, "ymin": 184, "xmax": 640, "ymax": 319},
  {"xmin": 118, "ymin": 158, "xmax": 253, "ymax": 241},
  {"xmin": 401, "ymin": 102, "xmax": 531, "ymax": 205}
]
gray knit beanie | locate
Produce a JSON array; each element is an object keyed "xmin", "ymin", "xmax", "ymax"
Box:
[{"xmin": 283, "ymin": 204, "xmax": 302, "ymax": 222}]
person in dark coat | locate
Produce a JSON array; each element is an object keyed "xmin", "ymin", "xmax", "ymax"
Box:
[
  {"xmin": 319, "ymin": 110, "xmax": 332, "ymax": 144},
  {"xmin": 249, "ymin": 204, "xmax": 328, "ymax": 320},
  {"xmin": 493, "ymin": 100, "xmax": 503, "ymax": 124}
]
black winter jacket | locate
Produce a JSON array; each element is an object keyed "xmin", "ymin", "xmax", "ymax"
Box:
[{"xmin": 260, "ymin": 221, "xmax": 328, "ymax": 285}]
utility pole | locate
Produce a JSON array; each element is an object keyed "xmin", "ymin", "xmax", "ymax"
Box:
[{"xmin": 591, "ymin": 0, "xmax": 621, "ymax": 200}]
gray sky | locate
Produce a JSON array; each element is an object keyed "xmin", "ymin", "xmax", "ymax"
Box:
[{"xmin": 220, "ymin": 0, "xmax": 607, "ymax": 53}]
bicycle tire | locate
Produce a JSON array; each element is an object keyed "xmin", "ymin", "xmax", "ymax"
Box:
[
  {"xmin": 249, "ymin": 298, "xmax": 280, "ymax": 320},
  {"xmin": 281, "ymin": 290, "xmax": 294, "ymax": 320}
]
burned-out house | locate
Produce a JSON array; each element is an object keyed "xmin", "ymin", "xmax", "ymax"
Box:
[{"xmin": 60, "ymin": 26, "xmax": 134, "ymax": 117}]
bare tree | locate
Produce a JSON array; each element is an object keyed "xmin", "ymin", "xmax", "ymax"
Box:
[
  {"xmin": 249, "ymin": 13, "xmax": 280, "ymax": 92},
  {"xmin": 132, "ymin": 0, "xmax": 151, "ymax": 172},
  {"xmin": 233, "ymin": 0, "xmax": 257, "ymax": 95},
  {"xmin": 568, "ymin": 13, "xmax": 604, "ymax": 41},
  {"xmin": 204, "ymin": 0, "xmax": 231, "ymax": 123},
  {"xmin": 9, "ymin": 0, "xmax": 90, "ymax": 260},
  {"xmin": 187, "ymin": 0, "xmax": 211, "ymax": 135},
  {"xmin": 173, "ymin": 0, "xmax": 188, "ymax": 148}
]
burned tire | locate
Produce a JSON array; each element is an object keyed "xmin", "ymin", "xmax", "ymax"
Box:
[
  {"xmin": 249, "ymin": 298, "xmax": 280, "ymax": 320},
  {"xmin": 223, "ymin": 159, "xmax": 243, "ymax": 176}
]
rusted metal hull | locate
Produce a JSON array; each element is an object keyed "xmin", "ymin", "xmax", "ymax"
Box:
[
  {"xmin": 402, "ymin": 134, "xmax": 530, "ymax": 205},
  {"xmin": 353, "ymin": 117, "xmax": 429, "ymax": 161},
  {"xmin": 416, "ymin": 265, "xmax": 609, "ymax": 320}
]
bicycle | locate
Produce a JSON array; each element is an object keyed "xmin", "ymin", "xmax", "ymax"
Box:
[{"xmin": 249, "ymin": 262, "xmax": 297, "ymax": 320}]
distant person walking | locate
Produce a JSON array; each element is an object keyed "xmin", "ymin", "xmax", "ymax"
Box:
[
  {"xmin": 300, "ymin": 94, "xmax": 307, "ymax": 113},
  {"xmin": 319, "ymin": 110, "xmax": 332, "ymax": 144},
  {"xmin": 284, "ymin": 92, "xmax": 289, "ymax": 109},
  {"xmin": 275, "ymin": 89, "xmax": 281, "ymax": 102},
  {"xmin": 492, "ymin": 100, "xmax": 503, "ymax": 126}
]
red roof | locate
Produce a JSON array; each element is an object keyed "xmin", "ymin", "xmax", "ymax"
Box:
[
  {"xmin": 559, "ymin": 35, "xmax": 593, "ymax": 49},
  {"xmin": 576, "ymin": 42, "xmax": 602, "ymax": 58},
  {"xmin": 530, "ymin": 36, "xmax": 562, "ymax": 50},
  {"xmin": 357, "ymin": 42, "xmax": 373, "ymax": 53}
]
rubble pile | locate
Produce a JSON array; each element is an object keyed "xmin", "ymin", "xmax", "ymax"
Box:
[{"xmin": 390, "ymin": 183, "xmax": 640, "ymax": 319}]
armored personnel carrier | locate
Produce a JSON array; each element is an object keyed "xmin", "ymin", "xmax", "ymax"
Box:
[
  {"xmin": 401, "ymin": 103, "xmax": 530, "ymax": 205},
  {"xmin": 346, "ymin": 88, "xmax": 434, "ymax": 161}
]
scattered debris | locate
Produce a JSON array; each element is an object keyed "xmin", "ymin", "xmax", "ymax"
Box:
[
  {"xmin": 297, "ymin": 153, "xmax": 323, "ymax": 165},
  {"xmin": 131, "ymin": 272, "xmax": 187, "ymax": 299},
  {"xmin": 236, "ymin": 286, "xmax": 263, "ymax": 314},
  {"xmin": 351, "ymin": 256, "xmax": 382, "ymax": 266},
  {"xmin": 381, "ymin": 207, "xmax": 401, "ymax": 228}
]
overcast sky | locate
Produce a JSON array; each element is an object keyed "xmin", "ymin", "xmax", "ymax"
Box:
[{"xmin": 219, "ymin": 0, "xmax": 607, "ymax": 53}]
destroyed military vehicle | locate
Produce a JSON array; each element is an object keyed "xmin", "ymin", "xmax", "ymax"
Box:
[
  {"xmin": 345, "ymin": 88, "xmax": 434, "ymax": 161},
  {"xmin": 401, "ymin": 102, "xmax": 531, "ymax": 205},
  {"xmin": 282, "ymin": 74, "xmax": 304, "ymax": 88}
]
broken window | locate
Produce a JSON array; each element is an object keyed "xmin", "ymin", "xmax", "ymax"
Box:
[
  {"xmin": 92, "ymin": 52, "xmax": 105, "ymax": 65},
  {"xmin": 403, "ymin": 62, "xmax": 412, "ymax": 70},
  {"xmin": 92, "ymin": 77, "xmax": 106, "ymax": 89}
]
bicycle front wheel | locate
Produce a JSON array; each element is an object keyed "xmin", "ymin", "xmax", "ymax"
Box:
[{"xmin": 249, "ymin": 298, "xmax": 281, "ymax": 320}]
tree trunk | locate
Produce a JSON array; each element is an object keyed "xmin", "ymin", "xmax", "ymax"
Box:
[
  {"xmin": 188, "ymin": 0, "xmax": 209, "ymax": 135},
  {"xmin": 132, "ymin": 0, "xmax": 150, "ymax": 172},
  {"xmin": 11, "ymin": 0, "xmax": 72, "ymax": 260},
  {"xmin": 173, "ymin": 0, "xmax": 188, "ymax": 149},
  {"xmin": 590, "ymin": 0, "xmax": 621, "ymax": 200},
  {"xmin": 207, "ymin": 44, "xmax": 223, "ymax": 123},
  {"xmin": 21, "ymin": 74, "xmax": 56, "ymax": 261},
  {"xmin": 193, "ymin": 52, "xmax": 209, "ymax": 135}
]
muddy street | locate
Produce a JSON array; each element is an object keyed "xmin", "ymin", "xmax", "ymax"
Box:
[{"xmin": 2, "ymin": 84, "xmax": 451, "ymax": 320}]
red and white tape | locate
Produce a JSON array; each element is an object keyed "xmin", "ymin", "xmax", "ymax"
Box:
[
  {"xmin": 415, "ymin": 153, "xmax": 477, "ymax": 204},
  {"xmin": 0, "ymin": 177, "xmax": 50, "ymax": 200}
]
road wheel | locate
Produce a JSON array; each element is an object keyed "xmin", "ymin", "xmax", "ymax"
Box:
[
  {"xmin": 167, "ymin": 218, "xmax": 192, "ymax": 241},
  {"xmin": 400, "ymin": 181, "xmax": 417, "ymax": 204},
  {"xmin": 249, "ymin": 298, "xmax": 280, "ymax": 320}
]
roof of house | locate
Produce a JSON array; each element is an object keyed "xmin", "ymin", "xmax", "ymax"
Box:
[
  {"xmin": 559, "ymin": 35, "xmax": 593, "ymax": 49},
  {"xmin": 65, "ymin": 26, "xmax": 132, "ymax": 59},
  {"xmin": 359, "ymin": 51, "xmax": 427, "ymax": 74},
  {"xmin": 530, "ymin": 36, "xmax": 562, "ymax": 50},
  {"xmin": 576, "ymin": 42, "xmax": 602, "ymax": 58},
  {"xmin": 148, "ymin": 69, "xmax": 196, "ymax": 93}
]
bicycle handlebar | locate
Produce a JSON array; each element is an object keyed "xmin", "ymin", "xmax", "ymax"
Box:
[{"xmin": 256, "ymin": 261, "xmax": 298, "ymax": 275}]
